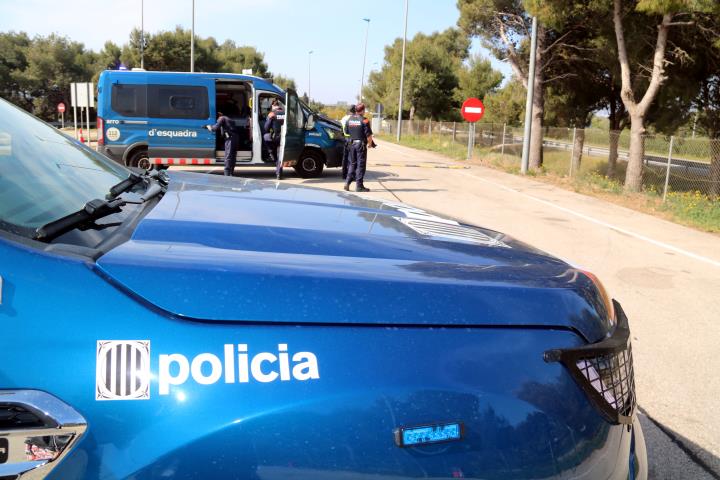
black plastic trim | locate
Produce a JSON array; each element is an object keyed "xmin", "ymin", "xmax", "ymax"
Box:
[{"xmin": 544, "ymin": 299, "xmax": 635, "ymax": 425}]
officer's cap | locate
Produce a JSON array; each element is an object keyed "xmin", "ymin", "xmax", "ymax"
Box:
[{"xmin": 349, "ymin": 104, "xmax": 356, "ymax": 114}]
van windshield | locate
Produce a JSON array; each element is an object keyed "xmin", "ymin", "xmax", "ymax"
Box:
[{"xmin": 0, "ymin": 99, "xmax": 129, "ymax": 236}]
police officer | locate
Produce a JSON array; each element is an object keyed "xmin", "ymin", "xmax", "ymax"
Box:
[
  {"xmin": 340, "ymin": 104, "xmax": 356, "ymax": 180},
  {"xmin": 206, "ymin": 111, "xmax": 239, "ymax": 176},
  {"xmin": 264, "ymin": 103, "xmax": 285, "ymax": 180},
  {"xmin": 344, "ymin": 103, "xmax": 375, "ymax": 192}
]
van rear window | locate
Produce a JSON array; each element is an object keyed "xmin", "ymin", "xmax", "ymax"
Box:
[
  {"xmin": 110, "ymin": 84, "xmax": 209, "ymax": 119},
  {"xmin": 148, "ymin": 85, "xmax": 209, "ymax": 119},
  {"xmin": 111, "ymin": 84, "xmax": 148, "ymax": 117}
]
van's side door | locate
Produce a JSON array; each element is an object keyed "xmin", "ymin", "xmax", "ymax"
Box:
[
  {"xmin": 147, "ymin": 79, "xmax": 216, "ymax": 165},
  {"xmin": 279, "ymin": 89, "xmax": 305, "ymax": 168}
]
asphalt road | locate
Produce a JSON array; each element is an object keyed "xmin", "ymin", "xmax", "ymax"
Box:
[{"xmin": 172, "ymin": 141, "xmax": 720, "ymax": 479}]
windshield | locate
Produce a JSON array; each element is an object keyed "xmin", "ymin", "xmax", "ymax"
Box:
[{"xmin": 0, "ymin": 98, "xmax": 129, "ymax": 235}]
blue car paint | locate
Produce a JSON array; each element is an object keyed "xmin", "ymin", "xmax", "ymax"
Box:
[
  {"xmin": 303, "ymin": 117, "xmax": 345, "ymax": 167},
  {"xmin": 96, "ymin": 172, "xmax": 613, "ymax": 341},
  {"xmin": 2, "ymin": 233, "xmax": 628, "ymax": 478},
  {"xmin": 0, "ymin": 103, "xmax": 646, "ymax": 478}
]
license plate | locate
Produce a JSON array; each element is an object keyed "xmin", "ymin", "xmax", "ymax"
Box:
[{"xmin": 394, "ymin": 422, "xmax": 463, "ymax": 447}]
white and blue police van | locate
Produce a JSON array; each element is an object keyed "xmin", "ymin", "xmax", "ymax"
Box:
[{"xmin": 96, "ymin": 70, "xmax": 345, "ymax": 177}]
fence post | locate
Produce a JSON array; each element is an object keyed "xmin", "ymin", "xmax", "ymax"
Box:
[
  {"xmin": 570, "ymin": 127, "xmax": 576, "ymax": 177},
  {"xmin": 662, "ymin": 136, "xmax": 674, "ymax": 202},
  {"xmin": 452, "ymin": 122, "xmax": 456, "ymax": 142},
  {"xmin": 501, "ymin": 123, "xmax": 506, "ymax": 156}
]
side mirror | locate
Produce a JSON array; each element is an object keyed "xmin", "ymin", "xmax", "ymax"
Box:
[{"xmin": 306, "ymin": 114, "xmax": 315, "ymax": 130}]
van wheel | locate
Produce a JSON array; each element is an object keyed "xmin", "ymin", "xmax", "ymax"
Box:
[
  {"xmin": 294, "ymin": 150, "xmax": 324, "ymax": 178},
  {"xmin": 127, "ymin": 149, "xmax": 151, "ymax": 170}
]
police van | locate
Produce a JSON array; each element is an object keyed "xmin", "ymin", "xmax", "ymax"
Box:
[{"xmin": 96, "ymin": 70, "xmax": 345, "ymax": 177}]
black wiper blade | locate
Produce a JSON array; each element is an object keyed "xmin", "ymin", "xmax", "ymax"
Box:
[
  {"xmin": 34, "ymin": 198, "xmax": 125, "ymax": 241},
  {"xmin": 107, "ymin": 172, "xmax": 143, "ymax": 200}
]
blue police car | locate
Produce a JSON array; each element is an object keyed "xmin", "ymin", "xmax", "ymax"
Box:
[
  {"xmin": 0, "ymin": 97, "xmax": 646, "ymax": 479},
  {"xmin": 96, "ymin": 70, "xmax": 344, "ymax": 178}
]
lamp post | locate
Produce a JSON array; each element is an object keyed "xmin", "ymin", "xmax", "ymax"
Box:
[
  {"xmin": 140, "ymin": 0, "xmax": 144, "ymax": 69},
  {"xmin": 520, "ymin": 16, "xmax": 538, "ymax": 174},
  {"xmin": 359, "ymin": 18, "xmax": 370, "ymax": 102},
  {"xmin": 396, "ymin": 0, "xmax": 408, "ymax": 141},
  {"xmin": 308, "ymin": 50, "xmax": 313, "ymax": 100},
  {"xmin": 190, "ymin": 0, "xmax": 195, "ymax": 72}
]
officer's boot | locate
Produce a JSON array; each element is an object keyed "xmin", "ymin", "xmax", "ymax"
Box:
[{"xmin": 356, "ymin": 184, "xmax": 370, "ymax": 193}]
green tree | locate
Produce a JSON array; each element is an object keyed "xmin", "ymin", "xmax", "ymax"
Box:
[
  {"xmin": 482, "ymin": 78, "xmax": 526, "ymax": 125},
  {"xmin": 91, "ymin": 41, "xmax": 122, "ymax": 83},
  {"xmin": 610, "ymin": 0, "xmax": 717, "ymax": 192},
  {"xmin": 364, "ymin": 28, "xmax": 472, "ymax": 125},
  {"xmin": 455, "ymin": 54, "xmax": 503, "ymax": 103},
  {"xmin": 0, "ymin": 32, "xmax": 31, "ymax": 110},
  {"xmin": 458, "ymin": 0, "xmax": 547, "ymax": 168},
  {"xmin": 16, "ymin": 34, "xmax": 95, "ymax": 120},
  {"xmin": 215, "ymin": 40, "xmax": 269, "ymax": 76},
  {"xmin": 272, "ymin": 74, "xmax": 296, "ymax": 91}
]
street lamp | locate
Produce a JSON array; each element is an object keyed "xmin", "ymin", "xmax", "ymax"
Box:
[
  {"xmin": 140, "ymin": 0, "xmax": 144, "ymax": 69},
  {"xmin": 520, "ymin": 16, "xmax": 538, "ymax": 174},
  {"xmin": 190, "ymin": 0, "xmax": 195, "ymax": 72},
  {"xmin": 308, "ymin": 50, "xmax": 313, "ymax": 100},
  {"xmin": 359, "ymin": 18, "xmax": 370, "ymax": 103},
  {"xmin": 397, "ymin": 0, "xmax": 408, "ymax": 141}
]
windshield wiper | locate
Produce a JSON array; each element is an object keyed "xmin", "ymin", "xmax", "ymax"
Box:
[
  {"xmin": 107, "ymin": 172, "xmax": 143, "ymax": 200},
  {"xmin": 34, "ymin": 171, "xmax": 168, "ymax": 242},
  {"xmin": 34, "ymin": 197, "xmax": 126, "ymax": 241}
]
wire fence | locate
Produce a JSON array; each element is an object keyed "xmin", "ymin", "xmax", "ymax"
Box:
[{"xmin": 376, "ymin": 119, "xmax": 720, "ymax": 202}]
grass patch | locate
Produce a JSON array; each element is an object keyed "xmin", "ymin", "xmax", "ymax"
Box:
[{"xmin": 381, "ymin": 134, "xmax": 468, "ymax": 160}]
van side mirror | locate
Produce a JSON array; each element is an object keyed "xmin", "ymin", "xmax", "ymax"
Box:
[{"xmin": 306, "ymin": 114, "xmax": 315, "ymax": 130}]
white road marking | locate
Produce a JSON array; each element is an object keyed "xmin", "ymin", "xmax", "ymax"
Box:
[{"xmin": 457, "ymin": 170, "xmax": 720, "ymax": 269}]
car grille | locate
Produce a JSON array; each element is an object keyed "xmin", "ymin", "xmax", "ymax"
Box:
[{"xmin": 545, "ymin": 300, "xmax": 637, "ymax": 424}]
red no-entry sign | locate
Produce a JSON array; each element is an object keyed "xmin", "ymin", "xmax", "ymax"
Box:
[
  {"xmin": 57, "ymin": 102, "xmax": 66, "ymax": 113},
  {"xmin": 461, "ymin": 97, "xmax": 484, "ymax": 122}
]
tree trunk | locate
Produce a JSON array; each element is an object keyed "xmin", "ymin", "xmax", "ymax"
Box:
[
  {"xmin": 529, "ymin": 26, "xmax": 546, "ymax": 170},
  {"xmin": 607, "ymin": 130, "xmax": 620, "ymax": 177},
  {"xmin": 624, "ymin": 115, "xmax": 645, "ymax": 192},
  {"xmin": 710, "ymin": 139, "xmax": 720, "ymax": 199},
  {"xmin": 571, "ymin": 128, "xmax": 585, "ymax": 177}
]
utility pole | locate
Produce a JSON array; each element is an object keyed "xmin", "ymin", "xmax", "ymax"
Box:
[
  {"xmin": 190, "ymin": 0, "xmax": 195, "ymax": 72},
  {"xmin": 140, "ymin": 0, "xmax": 144, "ymax": 69},
  {"xmin": 308, "ymin": 50, "xmax": 313, "ymax": 100},
  {"xmin": 359, "ymin": 18, "xmax": 370, "ymax": 103},
  {"xmin": 396, "ymin": 0, "xmax": 409, "ymax": 141},
  {"xmin": 520, "ymin": 16, "xmax": 538, "ymax": 174}
]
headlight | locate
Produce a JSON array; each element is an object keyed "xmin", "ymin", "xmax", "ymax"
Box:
[
  {"xmin": 323, "ymin": 127, "xmax": 342, "ymax": 140},
  {"xmin": 544, "ymin": 300, "xmax": 636, "ymax": 425}
]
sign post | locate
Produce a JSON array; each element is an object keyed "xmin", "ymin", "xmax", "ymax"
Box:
[
  {"xmin": 71, "ymin": 84, "xmax": 78, "ymax": 140},
  {"xmin": 70, "ymin": 82, "xmax": 95, "ymax": 145},
  {"xmin": 57, "ymin": 102, "xmax": 66, "ymax": 129},
  {"xmin": 461, "ymin": 97, "xmax": 485, "ymax": 161}
]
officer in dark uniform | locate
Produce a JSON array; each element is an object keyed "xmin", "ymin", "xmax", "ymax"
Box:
[
  {"xmin": 344, "ymin": 103, "xmax": 375, "ymax": 192},
  {"xmin": 340, "ymin": 104, "xmax": 356, "ymax": 180},
  {"xmin": 263, "ymin": 104, "xmax": 285, "ymax": 180},
  {"xmin": 207, "ymin": 111, "xmax": 239, "ymax": 176}
]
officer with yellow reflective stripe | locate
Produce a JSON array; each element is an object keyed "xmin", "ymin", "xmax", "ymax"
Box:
[
  {"xmin": 340, "ymin": 104, "xmax": 356, "ymax": 180},
  {"xmin": 344, "ymin": 103, "xmax": 375, "ymax": 192}
]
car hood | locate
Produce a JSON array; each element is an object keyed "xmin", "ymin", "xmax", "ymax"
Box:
[{"xmin": 96, "ymin": 171, "xmax": 611, "ymax": 341}]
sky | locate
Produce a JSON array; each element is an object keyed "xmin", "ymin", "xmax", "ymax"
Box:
[{"xmin": 0, "ymin": 0, "xmax": 512, "ymax": 104}]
